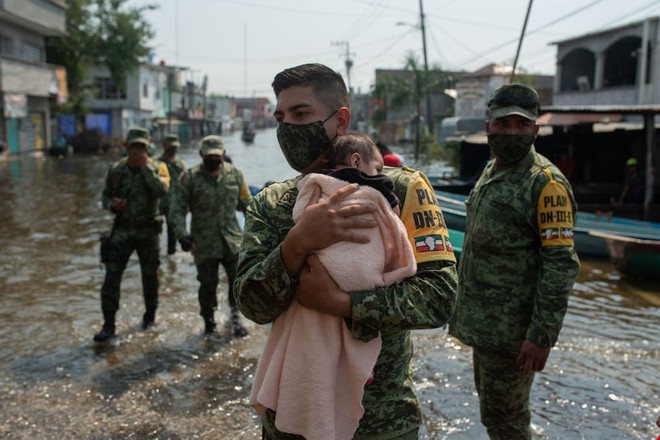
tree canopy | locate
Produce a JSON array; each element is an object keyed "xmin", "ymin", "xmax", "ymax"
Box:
[{"xmin": 46, "ymin": 0, "xmax": 156, "ymax": 116}]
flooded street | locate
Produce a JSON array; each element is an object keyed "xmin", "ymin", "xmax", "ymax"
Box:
[{"xmin": 0, "ymin": 127, "xmax": 658, "ymax": 439}]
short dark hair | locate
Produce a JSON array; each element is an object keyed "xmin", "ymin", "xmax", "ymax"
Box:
[
  {"xmin": 326, "ymin": 133, "xmax": 379, "ymax": 168},
  {"xmin": 272, "ymin": 63, "xmax": 350, "ymax": 112}
]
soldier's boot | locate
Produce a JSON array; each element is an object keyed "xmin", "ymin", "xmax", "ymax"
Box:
[
  {"xmin": 94, "ymin": 312, "xmax": 116, "ymax": 342},
  {"xmin": 142, "ymin": 308, "xmax": 156, "ymax": 330},
  {"xmin": 203, "ymin": 315, "xmax": 216, "ymax": 334},
  {"xmin": 229, "ymin": 306, "xmax": 248, "ymax": 338}
]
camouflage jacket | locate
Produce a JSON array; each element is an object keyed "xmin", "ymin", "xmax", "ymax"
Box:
[
  {"xmin": 101, "ymin": 157, "xmax": 170, "ymax": 235},
  {"xmin": 235, "ymin": 167, "xmax": 458, "ymax": 439},
  {"xmin": 449, "ymin": 147, "xmax": 580, "ymax": 355},
  {"xmin": 157, "ymin": 153, "xmax": 186, "ymax": 212},
  {"xmin": 170, "ymin": 162, "xmax": 252, "ymax": 259}
]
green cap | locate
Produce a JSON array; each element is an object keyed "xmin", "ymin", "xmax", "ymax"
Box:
[
  {"xmin": 200, "ymin": 135, "xmax": 225, "ymax": 156},
  {"xmin": 488, "ymin": 83, "xmax": 539, "ymax": 121},
  {"xmin": 626, "ymin": 157, "xmax": 637, "ymax": 166},
  {"xmin": 126, "ymin": 127, "xmax": 150, "ymax": 147},
  {"xmin": 164, "ymin": 133, "xmax": 181, "ymax": 148}
]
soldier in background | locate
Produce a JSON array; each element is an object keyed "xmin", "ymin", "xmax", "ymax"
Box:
[
  {"xmin": 94, "ymin": 127, "xmax": 170, "ymax": 342},
  {"xmin": 158, "ymin": 133, "xmax": 186, "ymax": 255},
  {"xmin": 449, "ymin": 84, "xmax": 580, "ymax": 439},
  {"xmin": 169, "ymin": 135, "xmax": 252, "ymax": 336}
]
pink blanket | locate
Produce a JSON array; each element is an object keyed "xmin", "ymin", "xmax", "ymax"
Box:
[{"xmin": 250, "ymin": 173, "xmax": 417, "ymax": 440}]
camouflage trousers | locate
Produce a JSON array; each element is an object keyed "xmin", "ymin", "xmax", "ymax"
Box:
[
  {"xmin": 165, "ymin": 215, "xmax": 176, "ymax": 254},
  {"xmin": 195, "ymin": 253, "xmax": 239, "ymax": 318},
  {"xmin": 100, "ymin": 232, "xmax": 161, "ymax": 317},
  {"xmin": 472, "ymin": 346, "xmax": 534, "ymax": 440}
]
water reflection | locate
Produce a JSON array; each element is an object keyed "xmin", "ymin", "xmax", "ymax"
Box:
[{"xmin": 0, "ymin": 128, "xmax": 658, "ymax": 439}]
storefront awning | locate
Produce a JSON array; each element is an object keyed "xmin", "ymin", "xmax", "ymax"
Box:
[{"xmin": 536, "ymin": 112, "xmax": 622, "ymax": 126}]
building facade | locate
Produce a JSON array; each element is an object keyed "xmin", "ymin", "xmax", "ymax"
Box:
[
  {"xmin": 553, "ymin": 16, "xmax": 660, "ymax": 105},
  {"xmin": 0, "ymin": 0, "xmax": 67, "ymax": 154}
]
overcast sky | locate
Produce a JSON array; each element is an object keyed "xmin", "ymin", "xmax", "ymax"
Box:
[{"xmin": 127, "ymin": 0, "xmax": 660, "ymax": 98}]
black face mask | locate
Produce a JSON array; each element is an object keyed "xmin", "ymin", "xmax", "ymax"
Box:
[
  {"xmin": 276, "ymin": 110, "xmax": 338, "ymax": 172},
  {"xmin": 488, "ymin": 133, "xmax": 535, "ymax": 164},
  {"xmin": 203, "ymin": 157, "xmax": 223, "ymax": 172}
]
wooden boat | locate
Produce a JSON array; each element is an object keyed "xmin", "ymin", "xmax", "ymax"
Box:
[
  {"xmin": 588, "ymin": 230, "xmax": 660, "ymax": 278},
  {"xmin": 435, "ymin": 189, "xmax": 660, "ymax": 258},
  {"xmin": 241, "ymin": 128, "xmax": 255, "ymax": 143}
]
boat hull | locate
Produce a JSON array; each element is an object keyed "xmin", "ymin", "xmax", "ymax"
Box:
[{"xmin": 435, "ymin": 189, "xmax": 660, "ymax": 258}]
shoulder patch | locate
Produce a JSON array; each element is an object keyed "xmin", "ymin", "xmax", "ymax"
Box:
[
  {"xmin": 158, "ymin": 162, "xmax": 171, "ymax": 188},
  {"xmin": 537, "ymin": 173, "xmax": 574, "ymax": 247},
  {"xmin": 400, "ymin": 173, "xmax": 456, "ymax": 264}
]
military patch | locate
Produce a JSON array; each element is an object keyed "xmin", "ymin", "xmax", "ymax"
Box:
[
  {"xmin": 537, "ymin": 169, "xmax": 574, "ymax": 247},
  {"xmin": 444, "ymin": 235, "xmax": 453, "ymax": 252},
  {"xmin": 400, "ymin": 173, "xmax": 456, "ymax": 263},
  {"xmin": 414, "ymin": 234, "xmax": 444, "ymax": 252}
]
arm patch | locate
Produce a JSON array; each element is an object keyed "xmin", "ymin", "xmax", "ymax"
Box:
[
  {"xmin": 400, "ymin": 173, "xmax": 457, "ymax": 264},
  {"xmin": 537, "ymin": 170, "xmax": 574, "ymax": 247}
]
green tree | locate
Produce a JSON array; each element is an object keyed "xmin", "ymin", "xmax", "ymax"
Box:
[{"xmin": 46, "ymin": 0, "xmax": 156, "ymax": 121}]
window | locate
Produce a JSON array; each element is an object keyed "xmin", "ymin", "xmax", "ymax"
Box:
[
  {"xmin": 21, "ymin": 42, "xmax": 42, "ymax": 63},
  {"xmin": 1, "ymin": 36, "xmax": 15, "ymax": 56},
  {"xmin": 93, "ymin": 77, "xmax": 127, "ymax": 100},
  {"xmin": 143, "ymin": 83, "xmax": 148, "ymax": 98}
]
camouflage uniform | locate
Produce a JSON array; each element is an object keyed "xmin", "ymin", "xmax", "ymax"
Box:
[
  {"xmin": 169, "ymin": 153, "xmax": 252, "ymax": 325},
  {"xmin": 449, "ymin": 147, "xmax": 580, "ymax": 439},
  {"xmin": 235, "ymin": 167, "xmax": 458, "ymax": 439},
  {"xmin": 158, "ymin": 134, "xmax": 186, "ymax": 254},
  {"xmin": 98, "ymin": 132, "xmax": 170, "ymax": 336}
]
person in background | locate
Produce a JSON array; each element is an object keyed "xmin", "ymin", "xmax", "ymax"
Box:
[
  {"xmin": 169, "ymin": 135, "xmax": 253, "ymax": 336},
  {"xmin": 158, "ymin": 133, "xmax": 186, "ymax": 255},
  {"xmin": 616, "ymin": 157, "xmax": 646, "ymax": 204},
  {"xmin": 449, "ymin": 84, "xmax": 580, "ymax": 439},
  {"xmin": 376, "ymin": 140, "xmax": 404, "ymax": 167},
  {"xmin": 554, "ymin": 151, "xmax": 574, "ymax": 180},
  {"xmin": 94, "ymin": 127, "xmax": 171, "ymax": 342},
  {"xmin": 234, "ymin": 63, "xmax": 458, "ymax": 440}
]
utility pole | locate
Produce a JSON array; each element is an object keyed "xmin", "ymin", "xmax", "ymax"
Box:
[
  {"xmin": 510, "ymin": 0, "xmax": 533, "ymax": 82},
  {"xmin": 332, "ymin": 41, "xmax": 355, "ymax": 94},
  {"xmin": 419, "ymin": 0, "xmax": 433, "ymax": 136}
]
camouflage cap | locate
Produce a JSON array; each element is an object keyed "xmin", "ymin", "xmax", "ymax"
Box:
[
  {"xmin": 164, "ymin": 133, "xmax": 181, "ymax": 148},
  {"xmin": 488, "ymin": 83, "xmax": 539, "ymax": 121},
  {"xmin": 126, "ymin": 127, "xmax": 150, "ymax": 147},
  {"xmin": 200, "ymin": 135, "xmax": 225, "ymax": 156}
]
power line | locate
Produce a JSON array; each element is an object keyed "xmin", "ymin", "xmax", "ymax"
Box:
[{"xmin": 456, "ymin": 0, "xmax": 609, "ymax": 68}]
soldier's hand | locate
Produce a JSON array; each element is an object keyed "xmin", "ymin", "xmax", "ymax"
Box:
[
  {"xmin": 127, "ymin": 147, "xmax": 148, "ymax": 168},
  {"xmin": 297, "ymin": 255, "xmax": 351, "ymax": 318},
  {"xmin": 281, "ymin": 183, "xmax": 377, "ymax": 279},
  {"xmin": 515, "ymin": 339, "xmax": 551, "ymax": 373},
  {"xmin": 111, "ymin": 197, "xmax": 127, "ymax": 213},
  {"xmin": 179, "ymin": 235, "xmax": 195, "ymax": 252}
]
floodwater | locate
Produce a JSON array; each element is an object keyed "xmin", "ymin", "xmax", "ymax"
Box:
[{"xmin": 0, "ymin": 127, "xmax": 658, "ymax": 440}]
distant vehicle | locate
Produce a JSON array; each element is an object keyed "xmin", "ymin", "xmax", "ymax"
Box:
[{"xmin": 241, "ymin": 124, "xmax": 256, "ymax": 143}]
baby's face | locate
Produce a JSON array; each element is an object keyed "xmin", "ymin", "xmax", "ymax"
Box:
[{"xmin": 358, "ymin": 156, "xmax": 384, "ymax": 176}]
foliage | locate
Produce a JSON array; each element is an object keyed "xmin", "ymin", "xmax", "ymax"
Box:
[
  {"xmin": 46, "ymin": 0, "xmax": 156, "ymax": 119},
  {"xmin": 427, "ymin": 140, "xmax": 460, "ymax": 166},
  {"xmin": 371, "ymin": 52, "xmax": 455, "ymax": 160}
]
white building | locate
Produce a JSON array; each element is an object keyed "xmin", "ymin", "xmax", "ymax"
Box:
[
  {"xmin": 85, "ymin": 63, "xmax": 169, "ymax": 138},
  {"xmin": 553, "ymin": 16, "xmax": 660, "ymax": 105}
]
